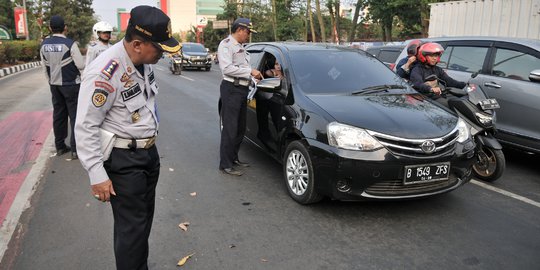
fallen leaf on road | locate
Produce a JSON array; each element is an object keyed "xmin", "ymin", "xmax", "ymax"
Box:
[
  {"xmin": 178, "ymin": 222, "xmax": 190, "ymax": 231},
  {"xmin": 169, "ymin": 168, "xmax": 175, "ymax": 171},
  {"xmin": 190, "ymin": 192, "xmax": 197, "ymax": 197},
  {"xmin": 177, "ymin": 253, "xmax": 195, "ymax": 266}
]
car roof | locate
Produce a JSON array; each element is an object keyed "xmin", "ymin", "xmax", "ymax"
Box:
[
  {"xmin": 249, "ymin": 42, "xmax": 361, "ymax": 52},
  {"xmin": 366, "ymin": 45, "xmax": 406, "ymax": 51},
  {"xmin": 410, "ymin": 36, "xmax": 540, "ymax": 49}
]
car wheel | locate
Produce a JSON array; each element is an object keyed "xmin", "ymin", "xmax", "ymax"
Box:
[
  {"xmin": 283, "ymin": 141, "xmax": 323, "ymax": 204},
  {"xmin": 473, "ymin": 146, "xmax": 505, "ymax": 182}
]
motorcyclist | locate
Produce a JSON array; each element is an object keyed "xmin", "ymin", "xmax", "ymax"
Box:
[
  {"xmin": 396, "ymin": 39, "xmax": 422, "ymax": 80},
  {"xmin": 410, "ymin": 42, "xmax": 466, "ymax": 106},
  {"xmin": 85, "ymin": 21, "xmax": 113, "ymax": 66}
]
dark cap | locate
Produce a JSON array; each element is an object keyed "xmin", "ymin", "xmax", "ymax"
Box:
[
  {"xmin": 128, "ymin": 5, "xmax": 180, "ymax": 53},
  {"xmin": 50, "ymin": 15, "xmax": 65, "ymax": 31},
  {"xmin": 232, "ymin": 18, "xmax": 257, "ymax": 33}
]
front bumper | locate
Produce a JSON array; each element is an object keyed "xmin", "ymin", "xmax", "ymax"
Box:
[
  {"xmin": 182, "ymin": 58, "xmax": 212, "ymax": 68},
  {"xmin": 306, "ymin": 138, "xmax": 476, "ymax": 201}
]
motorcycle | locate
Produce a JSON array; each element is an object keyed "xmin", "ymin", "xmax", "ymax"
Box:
[
  {"xmin": 169, "ymin": 55, "xmax": 182, "ymax": 75},
  {"xmin": 425, "ymin": 74, "xmax": 505, "ymax": 182}
]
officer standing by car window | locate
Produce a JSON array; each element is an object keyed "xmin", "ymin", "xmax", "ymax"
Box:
[
  {"xmin": 218, "ymin": 18, "xmax": 262, "ymax": 176},
  {"xmin": 75, "ymin": 6, "xmax": 180, "ymax": 270},
  {"xmin": 40, "ymin": 15, "xmax": 85, "ymax": 159}
]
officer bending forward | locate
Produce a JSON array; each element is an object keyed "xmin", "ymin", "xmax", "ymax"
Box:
[{"xmin": 75, "ymin": 6, "xmax": 180, "ymax": 270}]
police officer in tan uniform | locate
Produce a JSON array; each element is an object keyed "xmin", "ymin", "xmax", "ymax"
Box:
[
  {"xmin": 75, "ymin": 6, "xmax": 179, "ymax": 270},
  {"xmin": 218, "ymin": 18, "xmax": 262, "ymax": 176}
]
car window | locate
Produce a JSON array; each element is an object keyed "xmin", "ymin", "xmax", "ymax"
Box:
[
  {"xmin": 247, "ymin": 50, "xmax": 263, "ymax": 69},
  {"xmin": 378, "ymin": 50, "xmax": 401, "ymax": 63},
  {"xmin": 443, "ymin": 46, "xmax": 488, "ymax": 73},
  {"xmin": 491, "ymin": 48, "xmax": 540, "ymax": 82},
  {"xmin": 289, "ymin": 50, "xmax": 404, "ymax": 94},
  {"xmin": 182, "ymin": 43, "xmax": 206, "ymax": 53}
]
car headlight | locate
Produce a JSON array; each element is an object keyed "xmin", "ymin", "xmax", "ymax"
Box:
[
  {"xmin": 475, "ymin": 112, "xmax": 493, "ymax": 126},
  {"xmin": 327, "ymin": 122, "xmax": 383, "ymax": 151},
  {"xmin": 456, "ymin": 118, "xmax": 471, "ymax": 143}
]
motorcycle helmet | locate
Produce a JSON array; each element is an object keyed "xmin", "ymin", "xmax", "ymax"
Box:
[
  {"xmin": 417, "ymin": 42, "xmax": 444, "ymax": 64},
  {"xmin": 93, "ymin": 21, "xmax": 113, "ymax": 39},
  {"xmin": 406, "ymin": 39, "xmax": 423, "ymax": 57}
]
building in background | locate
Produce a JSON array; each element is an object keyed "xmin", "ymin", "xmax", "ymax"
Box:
[{"xmin": 159, "ymin": 0, "xmax": 223, "ymax": 41}]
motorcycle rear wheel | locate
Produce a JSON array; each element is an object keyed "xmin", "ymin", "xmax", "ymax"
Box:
[{"xmin": 473, "ymin": 146, "xmax": 505, "ymax": 182}]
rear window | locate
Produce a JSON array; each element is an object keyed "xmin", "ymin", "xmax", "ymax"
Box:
[
  {"xmin": 440, "ymin": 46, "xmax": 488, "ymax": 73},
  {"xmin": 378, "ymin": 50, "xmax": 401, "ymax": 63},
  {"xmin": 289, "ymin": 49, "xmax": 406, "ymax": 94}
]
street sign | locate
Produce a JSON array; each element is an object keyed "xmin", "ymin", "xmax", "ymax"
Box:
[
  {"xmin": 197, "ymin": 16, "xmax": 208, "ymax": 27},
  {"xmin": 14, "ymin": 7, "xmax": 28, "ymax": 39},
  {"xmin": 212, "ymin": 20, "xmax": 228, "ymax": 30}
]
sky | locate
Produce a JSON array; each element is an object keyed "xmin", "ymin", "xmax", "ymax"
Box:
[{"xmin": 91, "ymin": 0, "xmax": 157, "ymax": 29}]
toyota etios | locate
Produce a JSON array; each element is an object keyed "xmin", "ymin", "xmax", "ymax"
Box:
[{"xmin": 221, "ymin": 43, "xmax": 476, "ymax": 204}]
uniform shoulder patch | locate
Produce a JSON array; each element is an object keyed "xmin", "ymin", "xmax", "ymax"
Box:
[
  {"xmin": 95, "ymin": 81, "xmax": 115, "ymax": 93},
  {"xmin": 224, "ymin": 38, "xmax": 230, "ymax": 43},
  {"xmin": 92, "ymin": 89, "xmax": 109, "ymax": 107},
  {"xmin": 100, "ymin": 60, "xmax": 119, "ymax": 80}
]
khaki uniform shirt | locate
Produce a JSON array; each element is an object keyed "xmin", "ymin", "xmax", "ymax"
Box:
[
  {"xmin": 75, "ymin": 40, "xmax": 159, "ymax": 185},
  {"xmin": 217, "ymin": 35, "xmax": 251, "ymax": 80}
]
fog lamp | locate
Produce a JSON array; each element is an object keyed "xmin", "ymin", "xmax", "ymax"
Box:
[{"xmin": 336, "ymin": 179, "xmax": 351, "ymax": 193}]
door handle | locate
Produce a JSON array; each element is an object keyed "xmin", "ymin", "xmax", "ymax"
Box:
[{"xmin": 484, "ymin": 82, "xmax": 501, "ymax": 88}]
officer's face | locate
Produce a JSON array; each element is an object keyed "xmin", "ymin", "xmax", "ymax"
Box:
[
  {"xmin": 133, "ymin": 40, "xmax": 163, "ymax": 64},
  {"xmin": 238, "ymin": 28, "xmax": 251, "ymax": 43},
  {"xmin": 98, "ymin": 31, "xmax": 111, "ymax": 42}
]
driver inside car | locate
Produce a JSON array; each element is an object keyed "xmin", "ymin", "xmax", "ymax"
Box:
[{"xmin": 410, "ymin": 42, "xmax": 466, "ymax": 107}]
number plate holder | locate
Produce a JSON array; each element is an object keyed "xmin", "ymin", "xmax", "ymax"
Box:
[{"xmin": 403, "ymin": 162, "xmax": 450, "ymax": 185}]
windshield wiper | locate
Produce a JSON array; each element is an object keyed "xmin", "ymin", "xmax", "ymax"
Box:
[{"xmin": 351, "ymin": 84, "xmax": 407, "ymax": 95}]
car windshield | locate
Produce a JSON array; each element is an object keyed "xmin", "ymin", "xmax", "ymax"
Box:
[
  {"xmin": 289, "ymin": 50, "xmax": 407, "ymax": 94},
  {"xmin": 182, "ymin": 44, "xmax": 206, "ymax": 53}
]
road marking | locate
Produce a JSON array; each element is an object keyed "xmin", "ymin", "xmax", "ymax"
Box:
[
  {"xmin": 154, "ymin": 66, "xmax": 165, "ymax": 71},
  {"xmin": 180, "ymin": 75, "xmax": 194, "ymax": 81},
  {"xmin": 471, "ymin": 179, "xmax": 540, "ymax": 208}
]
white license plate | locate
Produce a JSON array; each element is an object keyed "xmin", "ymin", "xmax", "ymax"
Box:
[{"xmin": 404, "ymin": 162, "xmax": 450, "ymax": 184}]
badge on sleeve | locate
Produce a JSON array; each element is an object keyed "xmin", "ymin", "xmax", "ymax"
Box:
[
  {"xmin": 92, "ymin": 89, "xmax": 109, "ymax": 107},
  {"xmin": 95, "ymin": 81, "xmax": 115, "ymax": 93},
  {"xmin": 101, "ymin": 60, "xmax": 119, "ymax": 80}
]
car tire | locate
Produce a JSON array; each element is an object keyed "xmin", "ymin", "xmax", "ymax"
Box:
[
  {"xmin": 473, "ymin": 146, "xmax": 505, "ymax": 182},
  {"xmin": 283, "ymin": 141, "xmax": 323, "ymax": 204}
]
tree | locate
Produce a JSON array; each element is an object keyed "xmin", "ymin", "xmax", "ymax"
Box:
[
  {"xmin": 314, "ymin": 0, "xmax": 326, "ymax": 42},
  {"xmin": 40, "ymin": 0, "xmax": 96, "ymax": 46},
  {"xmin": 347, "ymin": 0, "xmax": 365, "ymax": 42},
  {"xmin": 307, "ymin": 0, "xmax": 316, "ymax": 41}
]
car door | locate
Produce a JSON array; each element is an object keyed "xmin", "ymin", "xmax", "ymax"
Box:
[
  {"xmin": 245, "ymin": 45, "xmax": 265, "ymax": 142},
  {"xmin": 477, "ymin": 42, "xmax": 540, "ymax": 150}
]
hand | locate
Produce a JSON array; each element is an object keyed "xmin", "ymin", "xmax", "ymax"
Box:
[
  {"xmin": 91, "ymin": 179, "xmax": 116, "ymax": 202},
  {"xmin": 251, "ymin": 69, "xmax": 262, "ymax": 80},
  {"xmin": 431, "ymin": 86, "xmax": 442, "ymax": 95},
  {"xmin": 407, "ymin": 56, "xmax": 416, "ymax": 65}
]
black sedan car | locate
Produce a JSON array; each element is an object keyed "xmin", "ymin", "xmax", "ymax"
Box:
[{"xmin": 221, "ymin": 42, "xmax": 477, "ymax": 204}]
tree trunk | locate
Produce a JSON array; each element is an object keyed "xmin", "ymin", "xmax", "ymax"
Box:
[
  {"xmin": 271, "ymin": 0, "xmax": 277, "ymax": 40},
  {"xmin": 334, "ymin": 0, "xmax": 340, "ymax": 43},
  {"xmin": 307, "ymin": 0, "xmax": 316, "ymax": 42},
  {"xmin": 347, "ymin": 0, "xmax": 362, "ymax": 42},
  {"xmin": 315, "ymin": 0, "xmax": 326, "ymax": 42},
  {"xmin": 328, "ymin": 1, "xmax": 335, "ymax": 43}
]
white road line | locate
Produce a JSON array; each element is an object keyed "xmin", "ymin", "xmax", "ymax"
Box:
[
  {"xmin": 180, "ymin": 75, "xmax": 194, "ymax": 81},
  {"xmin": 154, "ymin": 66, "xmax": 165, "ymax": 71},
  {"xmin": 471, "ymin": 179, "xmax": 540, "ymax": 208}
]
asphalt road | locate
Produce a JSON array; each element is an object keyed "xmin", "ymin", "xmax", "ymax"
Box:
[{"xmin": 1, "ymin": 61, "xmax": 539, "ymax": 270}]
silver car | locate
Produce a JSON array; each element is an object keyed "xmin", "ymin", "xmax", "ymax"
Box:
[{"xmin": 394, "ymin": 36, "xmax": 540, "ymax": 153}]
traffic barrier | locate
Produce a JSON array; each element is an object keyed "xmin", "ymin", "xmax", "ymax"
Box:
[{"xmin": 0, "ymin": 61, "xmax": 41, "ymax": 78}]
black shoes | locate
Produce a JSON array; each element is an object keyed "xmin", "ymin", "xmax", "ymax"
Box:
[
  {"xmin": 233, "ymin": 160, "xmax": 250, "ymax": 167},
  {"xmin": 56, "ymin": 147, "xmax": 71, "ymax": 156},
  {"xmin": 220, "ymin": 167, "xmax": 244, "ymax": 176},
  {"xmin": 71, "ymin": 151, "xmax": 78, "ymax": 160}
]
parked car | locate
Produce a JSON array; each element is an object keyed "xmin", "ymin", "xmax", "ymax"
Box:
[
  {"xmin": 219, "ymin": 42, "xmax": 476, "ymax": 204},
  {"xmin": 179, "ymin": 42, "xmax": 212, "ymax": 71},
  {"xmin": 394, "ymin": 37, "xmax": 540, "ymax": 154},
  {"xmin": 365, "ymin": 45, "xmax": 405, "ymax": 70}
]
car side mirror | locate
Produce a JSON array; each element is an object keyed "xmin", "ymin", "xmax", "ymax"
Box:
[
  {"xmin": 257, "ymin": 77, "xmax": 282, "ymax": 92},
  {"xmin": 529, "ymin": 69, "xmax": 540, "ymax": 82}
]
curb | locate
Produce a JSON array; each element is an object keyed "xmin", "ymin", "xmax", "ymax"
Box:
[{"xmin": 0, "ymin": 61, "xmax": 42, "ymax": 78}]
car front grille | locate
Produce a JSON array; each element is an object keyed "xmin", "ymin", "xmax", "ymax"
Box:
[
  {"xmin": 363, "ymin": 176, "xmax": 460, "ymax": 197},
  {"xmin": 369, "ymin": 127, "xmax": 459, "ymax": 158}
]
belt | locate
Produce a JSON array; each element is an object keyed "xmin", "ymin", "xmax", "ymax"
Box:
[
  {"xmin": 223, "ymin": 77, "xmax": 250, "ymax": 87},
  {"xmin": 114, "ymin": 136, "xmax": 157, "ymax": 149}
]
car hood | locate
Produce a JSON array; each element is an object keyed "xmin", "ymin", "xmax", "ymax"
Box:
[
  {"xmin": 307, "ymin": 93, "xmax": 457, "ymax": 138},
  {"xmin": 183, "ymin": 52, "xmax": 208, "ymax": 57}
]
